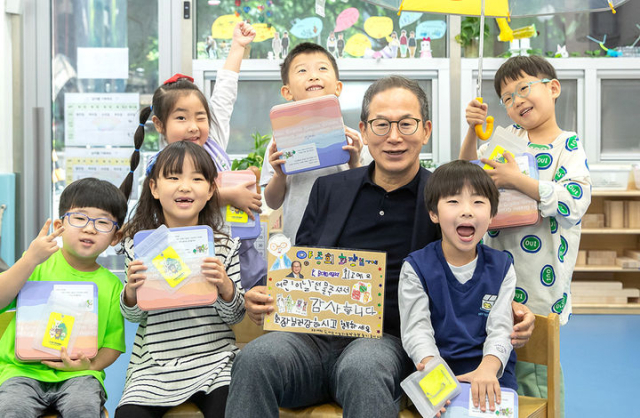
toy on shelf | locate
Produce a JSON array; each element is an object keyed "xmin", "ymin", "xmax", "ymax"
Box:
[
  {"xmin": 497, "ymin": 18, "xmax": 537, "ymax": 57},
  {"xmin": 587, "ymin": 34, "xmax": 623, "ymax": 57}
]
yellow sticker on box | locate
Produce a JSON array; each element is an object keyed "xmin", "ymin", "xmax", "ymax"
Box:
[
  {"xmin": 152, "ymin": 246, "xmax": 191, "ymax": 287},
  {"xmin": 42, "ymin": 312, "xmax": 75, "ymax": 350},
  {"xmin": 418, "ymin": 363, "xmax": 457, "ymax": 406},
  {"xmin": 226, "ymin": 205, "xmax": 248, "ymax": 223}
]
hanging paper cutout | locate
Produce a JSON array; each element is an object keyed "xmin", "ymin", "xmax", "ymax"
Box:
[
  {"xmin": 416, "ymin": 20, "xmax": 447, "ymax": 40},
  {"xmin": 212, "ymin": 14, "xmax": 242, "ymax": 38},
  {"xmin": 399, "ymin": 11, "xmax": 422, "ymax": 28},
  {"xmin": 364, "ymin": 16, "xmax": 393, "ymax": 39},
  {"xmin": 290, "ymin": 17, "xmax": 324, "ymax": 39},
  {"xmin": 253, "ymin": 23, "xmax": 277, "ymax": 42},
  {"xmin": 243, "ymin": 6, "xmax": 250, "ymax": 13},
  {"xmin": 334, "ymin": 8, "xmax": 359, "ymax": 32},
  {"xmin": 344, "ymin": 33, "xmax": 372, "ymax": 57}
]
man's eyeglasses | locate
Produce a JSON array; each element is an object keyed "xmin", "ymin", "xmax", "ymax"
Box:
[
  {"xmin": 500, "ymin": 78, "xmax": 552, "ymax": 108},
  {"xmin": 61, "ymin": 212, "xmax": 119, "ymax": 233},
  {"xmin": 367, "ymin": 117, "xmax": 422, "ymax": 136}
]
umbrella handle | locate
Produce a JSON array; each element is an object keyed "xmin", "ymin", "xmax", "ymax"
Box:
[{"xmin": 474, "ymin": 97, "xmax": 494, "ymax": 141}]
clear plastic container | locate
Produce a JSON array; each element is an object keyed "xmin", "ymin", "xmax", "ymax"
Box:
[
  {"xmin": 589, "ymin": 164, "xmax": 631, "ymax": 190},
  {"xmin": 401, "ymin": 357, "xmax": 461, "ymax": 418}
]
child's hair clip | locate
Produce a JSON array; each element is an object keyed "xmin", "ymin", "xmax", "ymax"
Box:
[{"xmin": 163, "ymin": 73, "xmax": 194, "ymax": 85}]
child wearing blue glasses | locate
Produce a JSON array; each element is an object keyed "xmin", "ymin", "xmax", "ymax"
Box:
[
  {"xmin": 0, "ymin": 178, "xmax": 128, "ymax": 417},
  {"xmin": 460, "ymin": 55, "xmax": 592, "ymax": 417}
]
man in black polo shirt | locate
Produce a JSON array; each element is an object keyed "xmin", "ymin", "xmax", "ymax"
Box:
[{"xmin": 227, "ymin": 76, "xmax": 533, "ymax": 418}]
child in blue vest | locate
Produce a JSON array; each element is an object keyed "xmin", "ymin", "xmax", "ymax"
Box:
[{"xmin": 399, "ymin": 160, "xmax": 516, "ymax": 414}]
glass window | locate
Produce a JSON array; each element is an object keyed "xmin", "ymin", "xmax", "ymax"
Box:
[
  {"xmin": 51, "ymin": 0, "xmax": 159, "ymax": 267},
  {"xmin": 480, "ymin": 78, "xmax": 577, "ymax": 133},
  {"xmin": 210, "ymin": 77, "xmax": 433, "ymax": 158},
  {"xmin": 600, "ymin": 79, "xmax": 640, "ymax": 158},
  {"xmin": 475, "ymin": 2, "xmax": 640, "ymax": 58},
  {"xmin": 195, "ymin": 0, "xmax": 447, "ymax": 60}
]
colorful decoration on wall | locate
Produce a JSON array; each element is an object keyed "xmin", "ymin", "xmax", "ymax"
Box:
[
  {"xmin": 211, "ymin": 14, "xmax": 242, "ymax": 38},
  {"xmin": 415, "ymin": 20, "xmax": 447, "ymax": 40},
  {"xmin": 253, "ymin": 23, "xmax": 277, "ymax": 42},
  {"xmin": 399, "ymin": 11, "xmax": 422, "ymax": 28},
  {"xmin": 364, "ymin": 16, "xmax": 393, "ymax": 39},
  {"xmin": 290, "ymin": 17, "xmax": 324, "ymax": 39},
  {"xmin": 334, "ymin": 7, "xmax": 359, "ymax": 32},
  {"xmin": 344, "ymin": 33, "xmax": 372, "ymax": 57}
]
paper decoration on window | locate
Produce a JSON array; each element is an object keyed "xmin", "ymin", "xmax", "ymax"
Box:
[
  {"xmin": 364, "ymin": 16, "xmax": 393, "ymax": 39},
  {"xmin": 344, "ymin": 33, "xmax": 372, "ymax": 57},
  {"xmin": 416, "ymin": 20, "xmax": 447, "ymax": 40},
  {"xmin": 399, "ymin": 11, "xmax": 422, "ymax": 28},
  {"xmin": 253, "ymin": 23, "xmax": 277, "ymax": 42},
  {"xmin": 211, "ymin": 14, "xmax": 242, "ymax": 39},
  {"xmin": 263, "ymin": 240, "xmax": 387, "ymax": 339},
  {"xmin": 290, "ymin": 17, "xmax": 323, "ymax": 39},
  {"xmin": 334, "ymin": 7, "xmax": 359, "ymax": 32}
]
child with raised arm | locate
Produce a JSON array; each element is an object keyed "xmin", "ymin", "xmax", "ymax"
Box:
[
  {"xmin": 115, "ymin": 141, "xmax": 244, "ymax": 418},
  {"xmin": 0, "ymin": 178, "xmax": 127, "ymax": 417},
  {"xmin": 399, "ymin": 160, "xmax": 517, "ymax": 414},
  {"xmin": 260, "ymin": 42, "xmax": 367, "ymax": 242},
  {"xmin": 120, "ymin": 21, "xmax": 266, "ymax": 290},
  {"xmin": 460, "ymin": 55, "xmax": 591, "ymax": 416}
]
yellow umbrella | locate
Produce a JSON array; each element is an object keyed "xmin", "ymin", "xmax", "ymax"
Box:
[{"xmin": 366, "ymin": 0, "xmax": 630, "ymax": 139}]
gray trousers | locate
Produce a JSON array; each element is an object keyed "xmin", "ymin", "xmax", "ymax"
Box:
[
  {"xmin": 0, "ymin": 375, "xmax": 105, "ymax": 418},
  {"xmin": 226, "ymin": 332, "xmax": 413, "ymax": 418}
]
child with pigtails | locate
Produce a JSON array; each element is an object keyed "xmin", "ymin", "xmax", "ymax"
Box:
[{"xmin": 120, "ymin": 21, "xmax": 266, "ymax": 291}]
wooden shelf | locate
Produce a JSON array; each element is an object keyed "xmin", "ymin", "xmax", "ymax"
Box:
[
  {"xmin": 575, "ymin": 187, "xmax": 640, "ymax": 314},
  {"xmin": 592, "ymin": 189, "xmax": 640, "ymax": 197},
  {"xmin": 573, "ymin": 304, "xmax": 640, "ymax": 314},
  {"xmin": 581, "ymin": 228, "xmax": 640, "ymax": 234},
  {"xmin": 574, "ymin": 265, "xmax": 640, "ymax": 272}
]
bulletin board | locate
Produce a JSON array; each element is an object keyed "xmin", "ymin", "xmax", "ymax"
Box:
[{"xmin": 263, "ymin": 235, "xmax": 386, "ymax": 338}]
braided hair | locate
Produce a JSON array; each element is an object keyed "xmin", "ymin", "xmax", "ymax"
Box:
[{"xmin": 119, "ymin": 76, "xmax": 213, "ymax": 201}]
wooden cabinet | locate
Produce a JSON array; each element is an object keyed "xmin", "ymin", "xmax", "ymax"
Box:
[{"xmin": 572, "ymin": 176, "xmax": 640, "ymax": 314}]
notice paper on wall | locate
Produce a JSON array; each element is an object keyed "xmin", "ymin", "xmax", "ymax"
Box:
[
  {"xmin": 64, "ymin": 93, "xmax": 139, "ymax": 147},
  {"xmin": 263, "ymin": 234, "xmax": 386, "ymax": 339},
  {"xmin": 64, "ymin": 147, "xmax": 138, "ymax": 197},
  {"xmin": 77, "ymin": 47, "xmax": 129, "ymax": 79}
]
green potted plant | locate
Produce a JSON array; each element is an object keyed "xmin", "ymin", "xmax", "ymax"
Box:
[
  {"xmin": 232, "ymin": 131, "xmax": 271, "ymax": 171},
  {"xmin": 455, "ymin": 17, "xmax": 490, "ymax": 57}
]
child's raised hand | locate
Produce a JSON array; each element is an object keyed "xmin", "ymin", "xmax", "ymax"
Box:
[
  {"xmin": 343, "ymin": 126, "xmax": 363, "ymax": 169},
  {"xmin": 41, "ymin": 347, "xmax": 91, "ymax": 372},
  {"xmin": 233, "ymin": 21, "xmax": 256, "ymax": 48},
  {"xmin": 457, "ymin": 366, "xmax": 501, "ymax": 412},
  {"xmin": 466, "ymin": 99, "xmax": 488, "ymax": 128},
  {"xmin": 481, "ymin": 152, "xmax": 522, "ymax": 189},
  {"xmin": 24, "ymin": 219, "xmax": 63, "ymax": 267},
  {"xmin": 228, "ymin": 182, "xmax": 262, "ymax": 220},
  {"xmin": 268, "ymin": 140, "xmax": 286, "ymax": 177},
  {"xmin": 201, "ymin": 257, "xmax": 235, "ymax": 302},
  {"xmin": 124, "ymin": 260, "xmax": 147, "ymax": 307}
]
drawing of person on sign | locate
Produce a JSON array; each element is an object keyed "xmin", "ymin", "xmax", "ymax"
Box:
[
  {"xmin": 268, "ymin": 234, "xmax": 292, "ymax": 271},
  {"xmin": 286, "ymin": 260, "xmax": 305, "ymax": 278}
]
